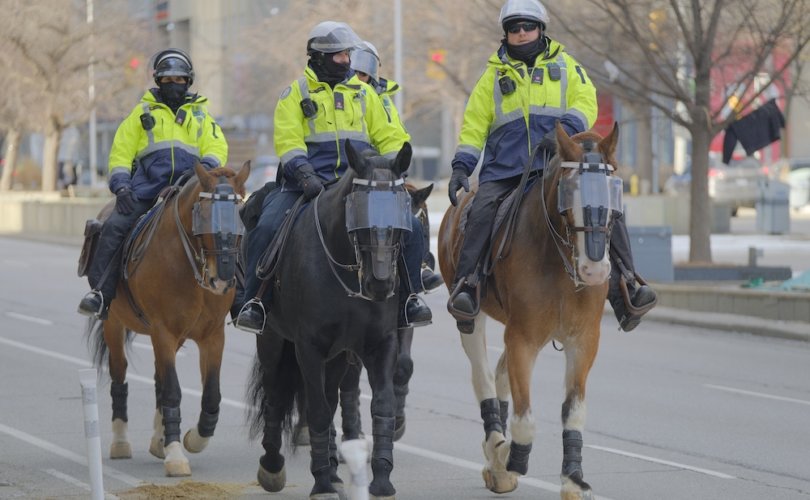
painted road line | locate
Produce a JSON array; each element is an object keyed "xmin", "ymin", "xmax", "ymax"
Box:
[
  {"xmin": 44, "ymin": 468, "xmax": 119, "ymax": 500},
  {"xmin": 0, "ymin": 422, "xmax": 141, "ymax": 487},
  {"xmin": 5, "ymin": 312, "xmax": 54, "ymax": 326},
  {"xmin": 586, "ymin": 444, "xmax": 736, "ymax": 479},
  {"xmin": 704, "ymin": 384, "xmax": 810, "ymax": 407}
]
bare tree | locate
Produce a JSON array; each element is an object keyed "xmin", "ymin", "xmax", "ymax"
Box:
[
  {"xmin": 0, "ymin": 0, "xmax": 144, "ymax": 191},
  {"xmin": 549, "ymin": 0, "xmax": 810, "ymax": 262}
]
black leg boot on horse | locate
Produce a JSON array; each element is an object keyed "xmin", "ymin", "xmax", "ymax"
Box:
[{"xmin": 608, "ymin": 214, "xmax": 658, "ymax": 331}]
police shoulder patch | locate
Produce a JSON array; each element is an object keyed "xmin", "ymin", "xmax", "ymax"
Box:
[{"xmin": 279, "ymin": 86, "xmax": 292, "ymax": 99}]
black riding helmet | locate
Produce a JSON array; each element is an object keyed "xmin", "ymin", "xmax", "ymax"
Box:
[{"xmin": 152, "ymin": 48, "xmax": 194, "ymax": 86}]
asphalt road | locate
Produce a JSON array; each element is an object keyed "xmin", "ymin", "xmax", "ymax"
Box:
[{"xmin": 0, "ymin": 236, "xmax": 808, "ymax": 499}]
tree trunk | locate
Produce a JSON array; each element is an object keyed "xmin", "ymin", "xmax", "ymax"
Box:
[
  {"xmin": 634, "ymin": 102, "xmax": 653, "ymax": 194},
  {"xmin": 688, "ymin": 124, "xmax": 713, "ymax": 263},
  {"xmin": 41, "ymin": 126, "xmax": 61, "ymax": 192},
  {"xmin": 1, "ymin": 129, "xmax": 21, "ymax": 191}
]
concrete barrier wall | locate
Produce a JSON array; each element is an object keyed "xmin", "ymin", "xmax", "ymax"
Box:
[{"xmin": 0, "ymin": 195, "xmax": 109, "ymax": 238}]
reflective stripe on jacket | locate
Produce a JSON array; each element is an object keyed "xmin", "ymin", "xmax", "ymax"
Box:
[
  {"xmin": 273, "ymin": 67, "xmax": 409, "ymax": 191},
  {"xmin": 452, "ymin": 38, "xmax": 597, "ymax": 184},
  {"xmin": 107, "ymin": 89, "xmax": 228, "ymax": 200}
]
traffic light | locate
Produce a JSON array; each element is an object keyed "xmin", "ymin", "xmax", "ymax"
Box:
[{"xmin": 427, "ymin": 49, "xmax": 446, "ymax": 80}]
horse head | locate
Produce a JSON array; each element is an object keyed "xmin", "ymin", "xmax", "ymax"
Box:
[
  {"xmin": 189, "ymin": 162, "xmax": 250, "ymax": 293},
  {"xmin": 344, "ymin": 141, "xmax": 412, "ymax": 301},
  {"xmin": 551, "ymin": 122, "xmax": 622, "ymax": 287}
]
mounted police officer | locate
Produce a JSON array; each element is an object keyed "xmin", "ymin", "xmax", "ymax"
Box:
[
  {"xmin": 350, "ymin": 40, "xmax": 443, "ymax": 292},
  {"xmin": 235, "ymin": 21, "xmax": 432, "ymax": 333},
  {"xmin": 78, "ymin": 48, "xmax": 228, "ymax": 318},
  {"xmin": 447, "ymin": 0, "xmax": 656, "ymax": 333}
]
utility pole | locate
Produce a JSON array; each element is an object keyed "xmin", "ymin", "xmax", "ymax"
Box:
[
  {"xmin": 87, "ymin": 0, "xmax": 98, "ymax": 186},
  {"xmin": 393, "ymin": 0, "xmax": 403, "ymax": 111}
]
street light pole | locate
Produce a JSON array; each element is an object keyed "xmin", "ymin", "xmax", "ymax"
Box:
[
  {"xmin": 393, "ymin": 0, "xmax": 403, "ymax": 111},
  {"xmin": 87, "ymin": 0, "xmax": 97, "ymax": 186}
]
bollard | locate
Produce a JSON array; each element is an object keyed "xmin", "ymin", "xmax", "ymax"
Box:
[
  {"xmin": 79, "ymin": 368, "xmax": 105, "ymax": 500},
  {"xmin": 339, "ymin": 438, "xmax": 369, "ymax": 500}
]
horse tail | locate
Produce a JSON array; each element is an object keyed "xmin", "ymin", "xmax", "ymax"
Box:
[
  {"xmin": 246, "ymin": 337, "xmax": 302, "ymax": 443},
  {"xmin": 83, "ymin": 317, "xmax": 135, "ymax": 371}
]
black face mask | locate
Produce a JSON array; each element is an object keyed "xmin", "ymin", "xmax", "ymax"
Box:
[
  {"xmin": 158, "ymin": 82, "xmax": 188, "ymax": 111},
  {"xmin": 310, "ymin": 53, "xmax": 350, "ymax": 87},
  {"xmin": 505, "ymin": 37, "xmax": 546, "ymax": 66}
]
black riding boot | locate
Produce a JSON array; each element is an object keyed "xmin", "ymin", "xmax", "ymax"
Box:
[{"xmin": 608, "ymin": 215, "xmax": 658, "ymax": 331}]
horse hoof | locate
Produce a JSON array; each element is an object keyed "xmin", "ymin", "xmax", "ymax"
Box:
[
  {"xmin": 163, "ymin": 442, "xmax": 191, "ymax": 477},
  {"xmin": 183, "ymin": 428, "xmax": 210, "ymax": 454},
  {"xmin": 482, "ymin": 431, "xmax": 509, "ymax": 469},
  {"xmin": 109, "ymin": 441, "xmax": 132, "ymax": 459},
  {"xmin": 393, "ymin": 416, "xmax": 406, "ymax": 442},
  {"xmin": 257, "ymin": 462, "xmax": 286, "ymax": 492},
  {"xmin": 561, "ymin": 476, "xmax": 593, "ymax": 500},
  {"xmin": 482, "ymin": 467, "xmax": 519, "ymax": 494},
  {"xmin": 149, "ymin": 436, "xmax": 165, "ymax": 459}
]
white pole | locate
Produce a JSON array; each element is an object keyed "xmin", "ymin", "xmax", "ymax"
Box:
[
  {"xmin": 79, "ymin": 368, "xmax": 105, "ymax": 500},
  {"xmin": 393, "ymin": 0, "xmax": 403, "ymax": 112},
  {"xmin": 87, "ymin": 0, "xmax": 98, "ymax": 187},
  {"xmin": 339, "ymin": 439, "xmax": 369, "ymax": 500}
]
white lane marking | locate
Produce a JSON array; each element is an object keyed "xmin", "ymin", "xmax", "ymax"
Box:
[
  {"xmin": 133, "ymin": 341, "xmax": 186, "ymax": 358},
  {"xmin": 586, "ymin": 445, "xmax": 736, "ymax": 479},
  {"xmin": 704, "ymin": 384, "xmax": 810, "ymax": 407},
  {"xmin": 0, "ymin": 335, "xmax": 249, "ymax": 411},
  {"xmin": 5, "ymin": 312, "xmax": 54, "ymax": 326},
  {"xmin": 0, "ymin": 423, "xmax": 141, "ymax": 487},
  {"xmin": 395, "ymin": 442, "xmax": 617, "ymax": 499},
  {"xmin": 44, "ymin": 468, "xmax": 119, "ymax": 499}
]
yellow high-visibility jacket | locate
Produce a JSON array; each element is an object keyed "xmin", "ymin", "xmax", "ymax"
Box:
[{"xmin": 453, "ymin": 38, "xmax": 597, "ymax": 183}]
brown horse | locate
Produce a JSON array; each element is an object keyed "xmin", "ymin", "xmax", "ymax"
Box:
[
  {"xmin": 85, "ymin": 163, "xmax": 249, "ymax": 477},
  {"xmin": 438, "ymin": 123, "xmax": 621, "ymax": 500}
]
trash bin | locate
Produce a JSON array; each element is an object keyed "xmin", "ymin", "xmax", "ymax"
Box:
[
  {"xmin": 788, "ymin": 169, "xmax": 810, "ymax": 210},
  {"xmin": 626, "ymin": 225, "xmax": 674, "ymax": 282},
  {"xmin": 756, "ymin": 180, "xmax": 790, "ymax": 234}
]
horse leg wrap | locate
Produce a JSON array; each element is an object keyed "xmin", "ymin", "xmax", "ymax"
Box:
[
  {"xmin": 480, "ymin": 398, "xmax": 504, "ymax": 439},
  {"xmin": 340, "ymin": 389, "xmax": 362, "ymax": 439},
  {"xmin": 372, "ymin": 415, "xmax": 395, "ymax": 468},
  {"xmin": 196, "ymin": 409, "xmax": 219, "ymax": 438},
  {"xmin": 161, "ymin": 406, "xmax": 181, "ymax": 445},
  {"xmin": 506, "ymin": 441, "xmax": 532, "ymax": 475},
  {"xmin": 308, "ymin": 427, "xmax": 333, "ymax": 474},
  {"xmin": 259, "ymin": 403, "xmax": 285, "ymax": 473},
  {"xmin": 499, "ymin": 400, "xmax": 509, "ymax": 433},
  {"xmin": 561, "ymin": 429, "xmax": 584, "ymax": 482},
  {"xmin": 110, "ymin": 382, "xmax": 128, "ymax": 422}
]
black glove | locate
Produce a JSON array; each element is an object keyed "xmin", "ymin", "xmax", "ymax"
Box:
[
  {"xmin": 293, "ymin": 164, "xmax": 324, "ymax": 201},
  {"xmin": 114, "ymin": 187, "xmax": 136, "ymax": 215},
  {"xmin": 448, "ymin": 166, "xmax": 470, "ymax": 207},
  {"xmin": 538, "ymin": 130, "xmax": 557, "ymax": 157}
]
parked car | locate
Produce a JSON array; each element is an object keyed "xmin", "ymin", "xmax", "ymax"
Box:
[
  {"xmin": 664, "ymin": 155, "xmax": 769, "ymax": 215},
  {"xmin": 244, "ymin": 155, "xmax": 279, "ymax": 195},
  {"xmin": 785, "ymin": 157, "xmax": 810, "ymax": 210}
]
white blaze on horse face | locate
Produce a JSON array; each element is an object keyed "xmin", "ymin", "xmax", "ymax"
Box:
[{"xmin": 571, "ymin": 178, "xmax": 611, "ymax": 286}]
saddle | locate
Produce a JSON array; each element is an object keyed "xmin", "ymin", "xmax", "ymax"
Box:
[
  {"xmin": 255, "ymin": 194, "xmax": 307, "ymax": 283},
  {"xmin": 77, "ymin": 202, "xmax": 114, "ymax": 278}
]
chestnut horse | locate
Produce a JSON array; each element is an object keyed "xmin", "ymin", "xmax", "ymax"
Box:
[
  {"xmin": 85, "ymin": 163, "xmax": 249, "ymax": 476},
  {"xmin": 438, "ymin": 123, "xmax": 621, "ymax": 500}
]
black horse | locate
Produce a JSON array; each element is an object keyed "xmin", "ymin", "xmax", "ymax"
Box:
[{"xmin": 247, "ymin": 141, "xmax": 413, "ymax": 500}]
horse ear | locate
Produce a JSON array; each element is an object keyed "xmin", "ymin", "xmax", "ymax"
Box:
[
  {"xmin": 600, "ymin": 122, "xmax": 620, "ymax": 158},
  {"xmin": 234, "ymin": 160, "xmax": 251, "ymax": 196},
  {"xmin": 195, "ymin": 163, "xmax": 215, "ymax": 191},
  {"xmin": 555, "ymin": 122, "xmax": 577, "ymax": 160},
  {"xmin": 345, "ymin": 139, "xmax": 363, "ymax": 173},
  {"xmin": 394, "ymin": 142, "xmax": 412, "ymax": 176},
  {"xmin": 410, "ymin": 183, "xmax": 433, "ymax": 206}
]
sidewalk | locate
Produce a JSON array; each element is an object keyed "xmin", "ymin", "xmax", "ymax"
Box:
[{"xmin": 422, "ymin": 183, "xmax": 810, "ymax": 341}]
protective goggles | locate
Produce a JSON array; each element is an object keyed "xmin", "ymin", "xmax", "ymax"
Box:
[
  {"xmin": 192, "ymin": 192, "xmax": 245, "ymax": 236},
  {"xmin": 507, "ymin": 22, "xmax": 540, "ymax": 34},
  {"xmin": 558, "ymin": 169, "xmax": 623, "ymax": 215},
  {"xmin": 345, "ymin": 190, "xmax": 413, "ymax": 232}
]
